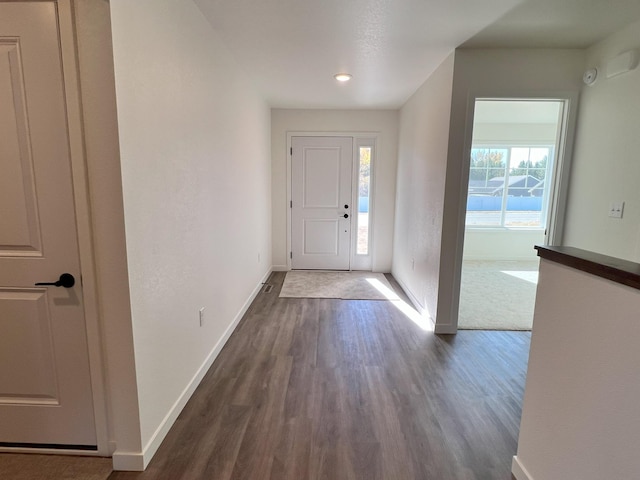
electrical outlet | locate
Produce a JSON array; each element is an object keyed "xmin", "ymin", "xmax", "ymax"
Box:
[
  {"xmin": 411, "ymin": 258, "xmax": 415, "ymax": 271},
  {"xmin": 609, "ymin": 201, "xmax": 624, "ymax": 219},
  {"xmin": 199, "ymin": 307, "xmax": 205, "ymax": 327},
  {"xmin": 258, "ymin": 252, "xmax": 261, "ymax": 263}
]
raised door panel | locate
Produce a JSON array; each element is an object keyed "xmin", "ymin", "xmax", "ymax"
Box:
[
  {"xmin": 302, "ymin": 147, "xmax": 340, "ymax": 208},
  {"xmin": 0, "ymin": 41, "xmax": 41, "ymax": 256},
  {"xmin": 0, "ymin": 289, "xmax": 58, "ymax": 404},
  {"xmin": 303, "ymin": 219, "xmax": 339, "ymax": 255}
]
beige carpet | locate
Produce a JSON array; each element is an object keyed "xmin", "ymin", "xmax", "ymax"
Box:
[
  {"xmin": 458, "ymin": 260, "xmax": 539, "ymax": 330},
  {"xmin": 0, "ymin": 454, "xmax": 112, "ymax": 480},
  {"xmin": 280, "ymin": 271, "xmax": 399, "ymax": 300}
]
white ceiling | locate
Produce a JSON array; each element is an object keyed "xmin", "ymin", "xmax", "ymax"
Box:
[
  {"xmin": 463, "ymin": 0, "xmax": 640, "ymax": 48},
  {"xmin": 194, "ymin": 0, "xmax": 522, "ymax": 108},
  {"xmin": 194, "ymin": 0, "xmax": 640, "ymax": 109}
]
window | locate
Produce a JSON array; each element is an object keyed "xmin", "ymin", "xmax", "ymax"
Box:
[
  {"xmin": 357, "ymin": 146, "xmax": 371, "ymax": 254},
  {"xmin": 466, "ymin": 145, "xmax": 553, "ymax": 228}
]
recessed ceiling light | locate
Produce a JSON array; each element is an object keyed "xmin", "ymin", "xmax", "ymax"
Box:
[{"xmin": 334, "ymin": 73, "xmax": 352, "ymax": 82}]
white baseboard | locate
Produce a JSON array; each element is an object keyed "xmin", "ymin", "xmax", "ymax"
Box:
[
  {"xmin": 391, "ymin": 273, "xmax": 436, "ymax": 329},
  {"xmin": 512, "ymin": 456, "xmax": 533, "ymax": 480},
  {"xmin": 391, "ymin": 274, "xmax": 423, "ymax": 311},
  {"xmin": 271, "ymin": 264, "xmax": 289, "ymax": 272},
  {"xmin": 434, "ymin": 323, "xmax": 457, "ymax": 334},
  {"xmin": 112, "ymin": 451, "xmax": 145, "ymax": 471},
  {"xmin": 391, "ymin": 274, "xmax": 457, "ymax": 334},
  {"xmin": 112, "ymin": 268, "xmax": 272, "ymax": 471}
]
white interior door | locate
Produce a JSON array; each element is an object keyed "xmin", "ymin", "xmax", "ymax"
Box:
[
  {"xmin": 0, "ymin": 2, "xmax": 96, "ymax": 448},
  {"xmin": 291, "ymin": 136, "xmax": 353, "ymax": 270}
]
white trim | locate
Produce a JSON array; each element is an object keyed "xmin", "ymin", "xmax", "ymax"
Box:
[
  {"xmin": 286, "ymin": 133, "xmax": 292, "ymax": 270},
  {"xmin": 448, "ymin": 91, "xmax": 580, "ymax": 333},
  {"xmin": 59, "ymin": 0, "xmax": 110, "ymax": 455},
  {"xmin": 271, "ymin": 264, "xmax": 289, "ymax": 272},
  {"xmin": 286, "ymin": 131, "xmax": 380, "ymax": 272},
  {"xmin": 112, "ymin": 269, "xmax": 273, "ymax": 471},
  {"xmin": 511, "ymin": 456, "xmax": 534, "ymax": 480},
  {"xmin": 546, "ymin": 94, "xmax": 579, "ymax": 245},
  {"xmin": 350, "ymin": 139, "xmax": 358, "ymax": 267}
]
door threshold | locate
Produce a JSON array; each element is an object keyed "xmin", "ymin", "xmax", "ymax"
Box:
[{"xmin": 0, "ymin": 442, "xmax": 98, "ymax": 451}]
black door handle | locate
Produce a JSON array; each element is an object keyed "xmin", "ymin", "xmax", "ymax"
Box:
[
  {"xmin": 35, "ymin": 273, "xmax": 75, "ymax": 288},
  {"xmin": 343, "ymin": 213, "xmax": 349, "ymax": 218}
]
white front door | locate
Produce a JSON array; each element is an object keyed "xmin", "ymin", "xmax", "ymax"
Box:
[
  {"xmin": 291, "ymin": 136, "xmax": 353, "ymax": 270},
  {"xmin": 0, "ymin": 2, "xmax": 96, "ymax": 448}
]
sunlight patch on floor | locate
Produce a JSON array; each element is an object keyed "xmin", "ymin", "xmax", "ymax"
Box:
[
  {"xmin": 367, "ymin": 278, "xmax": 433, "ymax": 331},
  {"xmin": 501, "ymin": 270, "xmax": 539, "ymax": 284}
]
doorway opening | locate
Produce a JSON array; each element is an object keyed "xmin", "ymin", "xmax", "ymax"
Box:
[{"xmin": 458, "ymin": 99, "xmax": 567, "ymax": 330}]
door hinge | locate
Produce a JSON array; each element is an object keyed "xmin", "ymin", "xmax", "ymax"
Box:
[
  {"xmin": 290, "ymin": 200, "xmax": 292, "ymax": 208},
  {"xmin": 290, "ymin": 252, "xmax": 293, "ymax": 259},
  {"xmin": 290, "ymin": 147, "xmax": 293, "ymax": 155}
]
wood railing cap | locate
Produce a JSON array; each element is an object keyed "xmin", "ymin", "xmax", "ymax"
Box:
[{"xmin": 535, "ymin": 245, "xmax": 640, "ymax": 290}]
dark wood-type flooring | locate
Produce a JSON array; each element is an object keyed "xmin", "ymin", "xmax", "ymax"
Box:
[{"xmin": 109, "ymin": 272, "xmax": 530, "ymax": 480}]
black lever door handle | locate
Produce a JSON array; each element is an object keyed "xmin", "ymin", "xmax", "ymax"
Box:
[{"xmin": 35, "ymin": 273, "xmax": 75, "ymax": 288}]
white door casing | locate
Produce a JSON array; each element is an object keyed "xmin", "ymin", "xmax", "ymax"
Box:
[
  {"xmin": 444, "ymin": 93, "xmax": 580, "ymax": 334},
  {"xmin": 291, "ymin": 136, "xmax": 353, "ymax": 270},
  {"xmin": 0, "ymin": 2, "xmax": 96, "ymax": 447}
]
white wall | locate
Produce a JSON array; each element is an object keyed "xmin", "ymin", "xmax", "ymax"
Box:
[
  {"xmin": 73, "ymin": 0, "xmax": 141, "ymax": 458},
  {"xmin": 563, "ymin": 20, "xmax": 640, "ymax": 261},
  {"xmin": 110, "ymin": 0, "xmax": 271, "ymax": 468},
  {"xmin": 463, "ymin": 230, "xmax": 544, "ymax": 261},
  {"xmin": 513, "ymin": 259, "xmax": 640, "ymax": 480},
  {"xmin": 472, "ymin": 123, "xmax": 559, "ymax": 145},
  {"xmin": 392, "ymin": 53, "xmax": 455, "ymax": 320},
  {"xmin": 437, "ymin": 48, "xmax": 585, "ymax": 332},
  {"xmin": 271, "ymin": 109, "xmax": 399, "ymax": 272}
]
